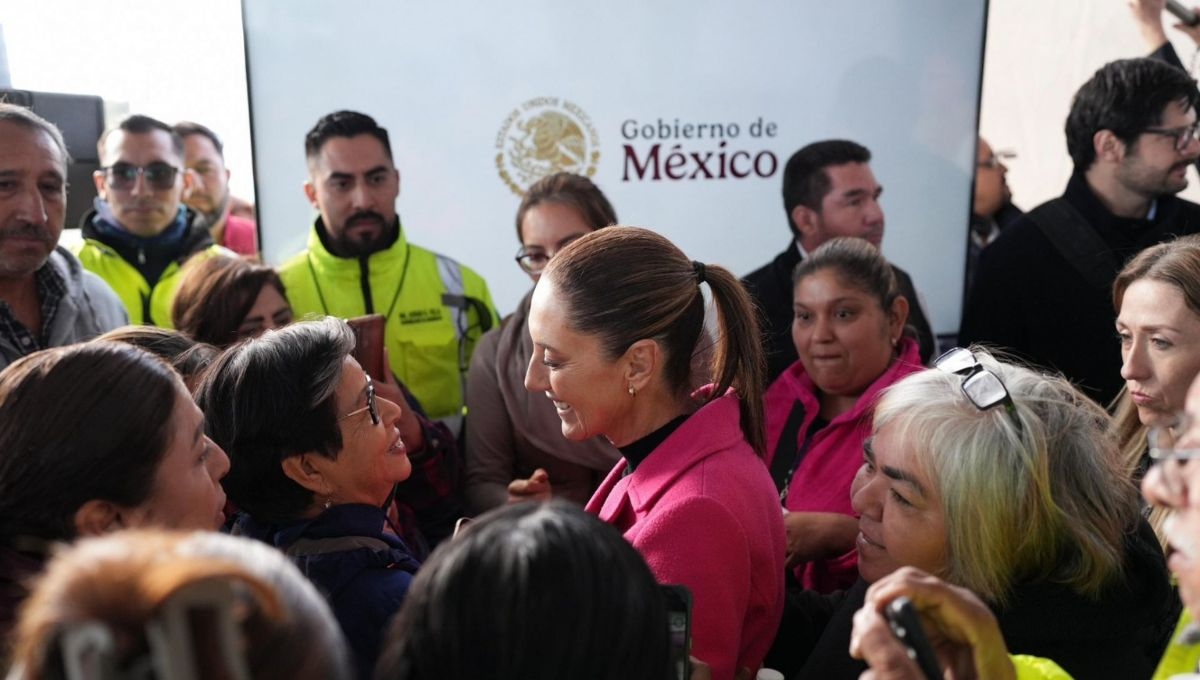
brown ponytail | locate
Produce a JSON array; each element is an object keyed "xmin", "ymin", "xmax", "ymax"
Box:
[{"xmin": 544, "ymin": 226, "xmax": 766, "ymax": 455}]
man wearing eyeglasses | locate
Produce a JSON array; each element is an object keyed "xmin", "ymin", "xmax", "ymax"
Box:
[
  {"xmin": 964, "ymin": 137, "xmax": 1023, "ymax": 303},
  {"xmin": 75, "ymin": 114, "xmax": 228, "ymax": 326},
  {"xmin": 960, "ymin": 57, "xmax": 1200, "ymax": 404},
  {"xmin": 0, "ymin": 104, "xmax": 126, "ymax": 369}
]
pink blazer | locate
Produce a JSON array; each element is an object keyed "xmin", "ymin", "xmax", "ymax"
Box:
[
  {"xmin": 763, "ymin": 337, "xmax": 924, "ymax": 592},
  {"xmin": 586, "ymin": 391, "xmax": 786, "ymax": 680}
]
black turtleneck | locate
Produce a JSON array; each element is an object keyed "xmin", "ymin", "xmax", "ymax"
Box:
[{"xmin": 618, "ymin": 414, "xmax": 690, "ymax": 475}]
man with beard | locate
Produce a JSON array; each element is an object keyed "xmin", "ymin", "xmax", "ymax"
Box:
[
  {"xmin": 77, "ymin": 115, "xmax": 227, "ymax": 326},
  {"xmin": 960, "ymin": 58, "xmax": 1200, "ymax": 404},
  {"xmin": 280, "ymin": 110, "xmax": 498, "ymax": 428},
  {"xmin": 174, "ymin": 121, "xmax": 258, "ymax": 257},
  {"xmin": 0, "ymin": 104, "xmax": 126, "ymax": 368}
]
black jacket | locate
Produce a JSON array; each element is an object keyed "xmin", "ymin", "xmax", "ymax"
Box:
[
  {"xmin": 743, "ymin": 242, "xmax": 936, "ymax": 383},
  {"xmin": 958, "ymin": 172, "xmax": 1200, "ymax": 404},
  {"xmin": 781, "ymin": 520, "xmax": 1179, "ymax": 680}
]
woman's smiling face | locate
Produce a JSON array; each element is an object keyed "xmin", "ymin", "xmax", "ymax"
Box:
[
  {"xmin": 850, "ymin": 422, "xmax": 948, "ymax": 583},
  {"xmin": 524, "ymin": 275, "xmax": 636, "ymax": 445}
]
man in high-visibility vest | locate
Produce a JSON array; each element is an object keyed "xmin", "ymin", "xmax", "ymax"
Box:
[
  {"xmin": 77, "ymin": 114, "xmax": 226, "ymax": 326},
  {"xmin": 280, "ymin": 110, "xmax": 498, "ymax": 432}
]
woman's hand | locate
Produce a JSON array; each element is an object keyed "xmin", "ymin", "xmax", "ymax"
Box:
[
  {"xmin": 849, "ymin": 567, "xmax": 1015, "ymax": 680},
  {"xmin": 507, "ymin": 468, "xmax": 553, "ymax": 503},
  {"xmin": 783, "ymin": 511, "xmax": 859, "ymax": 568}
]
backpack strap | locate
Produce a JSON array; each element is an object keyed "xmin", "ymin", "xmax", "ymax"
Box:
[
  {"xmin": 1026, "ymin": 198, "xmax": 1119, "ymax": 291},
  {"xmin": 283, "ymin": 535, "xmax": 393, "ymax": 557}
]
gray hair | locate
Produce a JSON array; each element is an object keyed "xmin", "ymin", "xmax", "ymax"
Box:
[
  {"xmin": 872, "ymin": 348, "xmax": 1138, "ymax": 605},
  {"xmin": 0, "ymin": 102, "xmax": 70, "ymax": 167}
]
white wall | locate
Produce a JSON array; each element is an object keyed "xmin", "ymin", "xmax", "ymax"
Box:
[
  {"xmin": 981, "ymin": 0, "xmax": 1200, "ymax": 209},
  {"xmin": 0, "ymin": 0, "xmax": 255, "ymax": 201},
  {"xmin": 244, "ymin": 0, "xmax": 987, "ymax": 330}
]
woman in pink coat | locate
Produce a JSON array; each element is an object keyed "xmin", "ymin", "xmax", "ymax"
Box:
[
  {"xmin": 524, "ymin": 227, "xmax": 786, "ymax": 680},
  {"xmin": 764, "ymin": 237, "xmax": 924, "ymax": 593}
]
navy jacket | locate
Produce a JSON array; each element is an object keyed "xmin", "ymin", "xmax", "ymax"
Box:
[{"xmin": 265, "ymin": 504, "xmax": 422, "ymax": 680}]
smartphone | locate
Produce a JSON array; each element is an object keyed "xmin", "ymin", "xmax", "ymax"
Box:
[
  {"xmin": 346, "ymin": 314, "xmax": 387, "ymax": 381},
  {"xmin": 884, "ymin": 597, "xmax": 942, "ymax": 680},
  {"xmin": 1168, "ymin": 0, "xmax": 1200, "ymax": 27},
  {"xmin": 661, "ymin": 584, "xmax": 692, "ymax": 680}
]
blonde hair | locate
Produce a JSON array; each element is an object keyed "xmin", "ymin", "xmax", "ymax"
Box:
[
  {"xmin": 10, "ymin": 530, "xmax": 350, "ymax": 679},
  {"xmin": 873, "ymin": 349, "xmax": 1138, "ymax": 605},
  {"xmin": 1110, "ymin": 234, "xmax": 1200, "ymax": 549}
]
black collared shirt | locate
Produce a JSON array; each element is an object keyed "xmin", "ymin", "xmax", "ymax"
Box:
[{"xmin": 0, "ymin": 264, "xmax": 66, "ymax": 357}]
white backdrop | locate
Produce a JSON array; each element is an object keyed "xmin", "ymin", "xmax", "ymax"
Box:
[
  {"xmin": 981, "ymin": 0, "xmax": 1200, "ymax": 210},
  {"xmin": 244, "ymin": 0, "xmax": 987, "ymax": 332}
]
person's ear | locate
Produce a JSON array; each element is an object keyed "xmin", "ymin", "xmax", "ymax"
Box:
[
  {"xmin": 624, "ymin": 339, "xmax": 661, "ymax": 395},
  {"xmin": 92, "ymin": 169, "xmax": 108, "ymax": 202},
  {"xmin": 303, "ymin": 180, "xmax": 319, "ymax": 209},
  {"xmin": 281, "ymin": 453, "xmax": 333, "ymax": 496},
  {"xmin": 73, "ymin": 499, "xmax": 124, "ymax": 537},
  {"xmin": 792, "ymin": 204, "xmax": 821, "ymax": 249},
  {"xmin": 181, "ymin": 168, "xmax": 196, "ymax": 200},
  {"xmin": 887, "ymin": 295, "xmax": 910, "ymax": 344},
  {"xmin": 1094, "ymin": 129, "xmax": 1126, "ymax": 163}
]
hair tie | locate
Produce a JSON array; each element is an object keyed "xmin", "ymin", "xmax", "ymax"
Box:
[{"xmin": 692, "ymin": 260, "xmax": 706, "ymax": 285}]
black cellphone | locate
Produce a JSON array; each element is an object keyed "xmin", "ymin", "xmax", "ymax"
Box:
[
  {"xmin": 1168, "ymin": 0, "xmax": 1200, "ymax": 27},
  {"xmin": 884, "ymin": 597, "xmax": 942, "ymax": 680},
  {"xmin": 661, "ymin": 584, "xmax": 692, "ymax": 680}
]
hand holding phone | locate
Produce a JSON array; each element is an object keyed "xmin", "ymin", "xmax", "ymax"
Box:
[
  {"xmin": 1168, "ymin": 0, "xmax": 1200, "ymax": 27},
  {"xmin": 884, "ymin": 597, "xmax": 943, "ymax": 680}
]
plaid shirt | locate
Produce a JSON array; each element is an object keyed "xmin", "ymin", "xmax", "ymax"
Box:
[{"xmin": 0, "ymin": 265, "xmax": 67, "ymax": 357}]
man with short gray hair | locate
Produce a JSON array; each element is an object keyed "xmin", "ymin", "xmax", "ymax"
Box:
[{"xmin": 0, "ymin": 103, "xmax": 126, "ymax": 367}]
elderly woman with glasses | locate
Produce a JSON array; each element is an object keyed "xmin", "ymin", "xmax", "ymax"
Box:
[
  {"xmin": 770, "ymin": 348, "xmax": 1178, "ymax": 680},
  {"xmin": 196, "ymin": 317, "xmax": 421, "ymax": 680},
  {"xmin": 463, "ymin": 173, "xmax": 622, "ymax": 512}
]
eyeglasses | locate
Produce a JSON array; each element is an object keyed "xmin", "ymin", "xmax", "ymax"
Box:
[
  {"xmin": 934, "ymin": 348, "xmax": 1023, "ymax": 433},
  {"xmin": 515, "ymin": 233, "xmax": 587, "ymax": 275},
  {"xmin": 977, "ymin": 150, "xmax": 1016, "ymax": 169},
  {"xmin": 338, "ymin": 374, "xmax": 380, "ymax": 426},
  {"xmin": 1150, "ymin": 412, "xmax": 1200, "ymax": 461},
  {"xmin": 1142, "ymin": 122, "xmax": 1200, "ymax": 152},
  {"xmin": 102, "ymin": 162, "xmax": 181, "ymax": 191}
]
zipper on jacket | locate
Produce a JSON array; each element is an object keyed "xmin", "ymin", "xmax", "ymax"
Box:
[
  {"xmin": 359, "ymin": 256, "xmax": 374, "ymax": 314},
  {"xmin": 137, "ymin": 246, "xmax": 146, "ymax": 266}
]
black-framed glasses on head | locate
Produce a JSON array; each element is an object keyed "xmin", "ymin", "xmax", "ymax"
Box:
[
  {"xmin": 934, "ymin": 348, "xmax": 1023, "ymax": 433},
  {"xmin": 102, "ymin": 162, "xmax": 181, "ymax": 191},
  {"xmin": 514, "ymin": 233, "xmax": 588, "ymax": 275},
  {"xmin": 338, "ymin": 374, "xmax": 380, "ymax": 426},
  {"xmin": 1142, "ymin": 122, "xmax": 1200, "ymax": 153}
]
